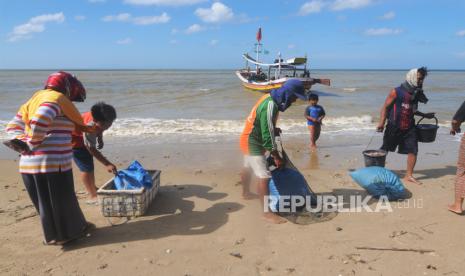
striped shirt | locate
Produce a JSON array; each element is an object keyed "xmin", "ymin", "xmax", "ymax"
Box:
[{"xmin": 6, "ymin": 102, "xmax": 75, "ymax": 174}]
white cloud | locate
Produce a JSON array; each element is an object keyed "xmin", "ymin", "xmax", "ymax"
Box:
[
  {"xmin": 117, "ymin": 38, "xmax": 132, "ymax": 44},
  {"xmin": 102, "ymin": 13, "xmax": 170, "ymax": 25},
  {"xmin": 74, "ymin": 15, "xmax": 86, "ymax": 21},
  {"xmin": 288, "ymin": 44, "xmax": 295, "ymax": 49},
  {"xmin": 89, "ymin": 0, "xmax": 106, "ymax": 2},
  {"xmin": 102, "ymin": 13, "xmax": 131, "ymax": 22},
  {"xmin": 171, "ymin": 28, "xmax": 179, "ymax": 34},
  {"xmin": 195, "ymin": 2, "xmax": 234, "ymax": 23},
  {"xmin": 210, "ymin": 39, "xmax": 219, "ymax": 46},
  {"xmin": 331, "ymin": 0, "xmax": 373, "ymax": 11},
  {"xmin": 298, "ymin": 1, "xmax": 325, "ymax": 16},
  {"xmin": 185, "ymin": 24, "xmax": 205, "ymax": 34},
  {"xmin": 457, "ymin": 30, "xmax": 465, "ymax": 37},
  {"xmin": 379, "ymin": 11, "xmax": 395, "ymax": 20},
  {"xmin": 364, "ymin": 28, "xmax": 403, "ymax": 36},
  {"xmin": 457, "ymin": 51, "xmax": 465, "ymax": 58},
  {"xmin": 133, "ymin": 13, "xmax": 170, "ymax": 25},
  {"xmin": 8, "ymin": 12, "xmax": 65, "ymax": 42},
  {"xmin": 170, "ymin": 39, "xmax": 178, "ymax": 44},
  {"xmin": 124, "ymin": 0, "xmax": 205, "ymax": 6}
]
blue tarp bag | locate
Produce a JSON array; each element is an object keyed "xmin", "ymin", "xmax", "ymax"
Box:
[
  {"xmin": 350, "ymin": 166, "xmax": 406, "ymax": 200},
  {"xmin": 269, "ymin": 168, "xmax": 317, "ymax": 212},
  {"xmin": 114, "ymin": 161, "xmax": 153, "ymax": 190}
]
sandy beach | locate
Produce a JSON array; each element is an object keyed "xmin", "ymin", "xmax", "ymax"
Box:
[
  {"xmin": 2, "ymin": 0, "xmax": 465, "ymax": 273},
  {"xmin": 1, "ymin": 139, "xmax": 465, "ymax": 276}
]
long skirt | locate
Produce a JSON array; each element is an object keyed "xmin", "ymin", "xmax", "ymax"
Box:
[
  {"xmin": 21, "ymin": 170, "xmax": 87, "ymax": 243},
  {"xmin": 456, "ymin": 136, "xmax": 465, "ymax": 198}
]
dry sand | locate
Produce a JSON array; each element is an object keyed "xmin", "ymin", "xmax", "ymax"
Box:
[{"xmin": 1, "ymin": 143, "xmax": 465, "ymax": 276}]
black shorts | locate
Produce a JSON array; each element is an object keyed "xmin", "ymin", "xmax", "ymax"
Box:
[
  {"xmin": 73, "ymin": 147, "xmax": 94, "ymax": 172},
  {"xmin": 381, "ymin": 124, "xmax": 418, "ymax": 155}
]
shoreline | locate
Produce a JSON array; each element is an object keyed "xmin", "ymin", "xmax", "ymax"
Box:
[
  {"xmin": 1, "ymin": 139, "xmax": 464, "ymax": 274},
  {"xmin": 1, "ymin": 129, "xmax": 459, "ymax": 172}
]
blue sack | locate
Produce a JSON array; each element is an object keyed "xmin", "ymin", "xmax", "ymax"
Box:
[
  {"xmin": 269, "ymin": 168, "xmax": 317, "ymax": 212},
  {"xmin": 114, "ymin": 161, "xmax": 153, "ymax": 190},
  {"xmin": 350, "ymin": 166, "xmax": 406, "ymax": 200}
]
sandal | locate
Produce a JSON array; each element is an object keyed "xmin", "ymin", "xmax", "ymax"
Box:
[
  {"xmin": 85, "ymin": 199, "xmax": 99, "ymax": 206},
  {"xmin": 57, "ymin": 222, "xmax": 96, "ymax": 246},
  {"xmin": 42, "ymin": 239, "xmax": 57, "ymax": 246}
]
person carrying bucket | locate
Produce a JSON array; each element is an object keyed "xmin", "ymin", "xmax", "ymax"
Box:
[
  {"xmin": 376, "ymin": 67, "xmax": 435, "ymax": 185},
  {"xmin": 239, "ymin": 79, "xmax": 308, "ymax": 224}
]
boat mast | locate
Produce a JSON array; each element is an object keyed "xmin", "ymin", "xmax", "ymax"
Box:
[
  {"xmin": 304, "ymin": 53, "xmax": 308, "ymax": 77},
  {"xmin": 254, "ymin": 27, "xmax": 262, "ymax": 72}
]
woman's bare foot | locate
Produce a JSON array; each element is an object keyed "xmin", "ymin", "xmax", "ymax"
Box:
[
  {"xmin": 263, "ymin": 212, "xmax": 287, "ymax": 224},
  {"xmin": 242, "ymin": 192, "xmax": 259, "ymax": 200},
  {"xmin": 447, "ymin": 204, "xmax": 463, "ymax": 215},
  {"xmin": 403, "ymin": 176, "xmax": 422, "ymax": 185},
  {"xmin": 310, "ymin": 145, "xmax": 317, "ymax": 152}
]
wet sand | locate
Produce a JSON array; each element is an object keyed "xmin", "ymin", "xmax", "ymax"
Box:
[{"xmin": 1, "ymin": 139, "xmax": 465, "ymax": 275}]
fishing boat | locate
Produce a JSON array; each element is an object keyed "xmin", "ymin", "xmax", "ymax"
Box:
[{"xmin": 236, "ymin": 28, "xmax": 330, "ymax": 93}]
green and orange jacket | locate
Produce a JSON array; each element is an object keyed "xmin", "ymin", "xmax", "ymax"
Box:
[{"xmin": 240, "ymin": 94, "xmax": 278, "ymax": 156}]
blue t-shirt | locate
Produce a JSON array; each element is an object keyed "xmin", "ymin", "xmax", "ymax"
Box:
[{"xmin": 306, "ymin": 104, "xmax": 325, "ymax": 126}]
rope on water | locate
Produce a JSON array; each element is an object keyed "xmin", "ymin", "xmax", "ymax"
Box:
[{"xmin": 115, "ymin": 89, "xmax": 220, "ymax": 111}]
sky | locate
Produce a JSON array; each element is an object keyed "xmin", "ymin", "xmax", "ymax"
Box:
[{"xmin": 0, "ymin": 0, "xmax": 464, "ymax": 69}]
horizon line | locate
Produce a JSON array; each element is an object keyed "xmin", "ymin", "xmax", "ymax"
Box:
[{"xmin": 1, "ymin": 68, "xmax": 465, "ymax": 71}]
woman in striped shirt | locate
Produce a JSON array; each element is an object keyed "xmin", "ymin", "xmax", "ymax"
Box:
[{"xmin": 5, "ymin": 71, "xmax": 94, "ymax": 245}]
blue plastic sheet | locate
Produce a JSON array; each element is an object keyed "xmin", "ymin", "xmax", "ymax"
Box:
[
  {"xmin": 268, "ymin": 168, "xmax": 317, "ymax": 212},
  {"xmin": 350, "ymin": 166, "xmax": 406, "ymax": 200},
  {"xmin": 114, "ymin": 161, "xmax": 152, "ymax": 190}
]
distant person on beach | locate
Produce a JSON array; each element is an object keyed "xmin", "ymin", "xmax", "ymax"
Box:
[
  {"xmin": 305, "ymin": 93, "xmax": 325, "ymax": 151},
  {"xmin": 72, "ymin": 102, "xmax": 117, "ymax": 204},
  {"xmin": 376, "ymin": 67, "xmax": 435, "ymax": 185},
  {"xmin": 240, "ymin": 79, "xmax": 308, "ymax": 224},
  {"xmin": 5, "ymin": 71, "xmax": 96, "ymax": 245},
  {"xmin": 448, "ymin": 101, "xmax": 465, "ymax": 215}
]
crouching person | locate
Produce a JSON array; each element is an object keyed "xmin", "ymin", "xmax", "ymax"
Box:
[{"xmin": 72, "ymin": 102, "xmax": 117, "ymax": 204}]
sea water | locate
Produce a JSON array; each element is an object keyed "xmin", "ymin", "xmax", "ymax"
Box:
[{"xmin": 0, "ymin": 70, "xmax": 463, "ymax": 169}]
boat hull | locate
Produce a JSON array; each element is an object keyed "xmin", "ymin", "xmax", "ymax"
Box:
[{"xmin": 235, "ymin": 70, "xmax": 313, "ymax": 92}]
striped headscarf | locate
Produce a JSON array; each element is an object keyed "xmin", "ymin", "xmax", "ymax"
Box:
[{"xmin": 405, "ymin": 68, "xmax": 420, "ymax": 88}]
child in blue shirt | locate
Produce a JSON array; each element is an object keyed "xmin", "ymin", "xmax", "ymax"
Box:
[{"xmin": 305, "ymin": 94, "xmax": 325, "ymax": 151}]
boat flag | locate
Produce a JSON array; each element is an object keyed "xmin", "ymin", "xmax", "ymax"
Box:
[{"xmin": 256, "ymin": 27, "xmax": 262, "ymax": 42}]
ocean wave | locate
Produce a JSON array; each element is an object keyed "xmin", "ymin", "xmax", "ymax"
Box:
[
  {"xmin": 100, "ymin": 115, "xmax": 377, "ymax": 137},
  {"xmin": 0, "ymin": 116, "xmax": 377, "ymax": 139}
]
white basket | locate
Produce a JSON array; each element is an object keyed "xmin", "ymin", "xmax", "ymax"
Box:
[{"xmin": 97, "ymin": 170, "xmax": 161, "ymax": 217}]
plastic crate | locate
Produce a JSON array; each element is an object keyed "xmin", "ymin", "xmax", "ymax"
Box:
[{"xmin": 97, "ymin": 170, "xmax": 161, "ymax": 217}]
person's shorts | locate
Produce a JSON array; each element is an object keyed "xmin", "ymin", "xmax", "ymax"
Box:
[
  {"xmin": 243, "ymin": 155, "xmax": 271, "ymax": 179},
  {"xmin": 73, "ymin": 147, "xmax": 94, "ymax": 172},
  {"xmin": 381, "ymin": 124, "xmax": 418, "ymax": 155},
  {"xmin": 307, "ymin": 121, "xmax": 315, "ymax": 126}
]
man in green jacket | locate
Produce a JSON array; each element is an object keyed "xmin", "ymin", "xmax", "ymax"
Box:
[{"xmin": 240, "ymin": 79, "xmax": 307, "ymax": 223}]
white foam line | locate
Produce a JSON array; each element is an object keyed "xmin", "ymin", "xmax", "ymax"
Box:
[{"xmin": 7, "ymin": 115, "xmax": 449, "ymax": 140}]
